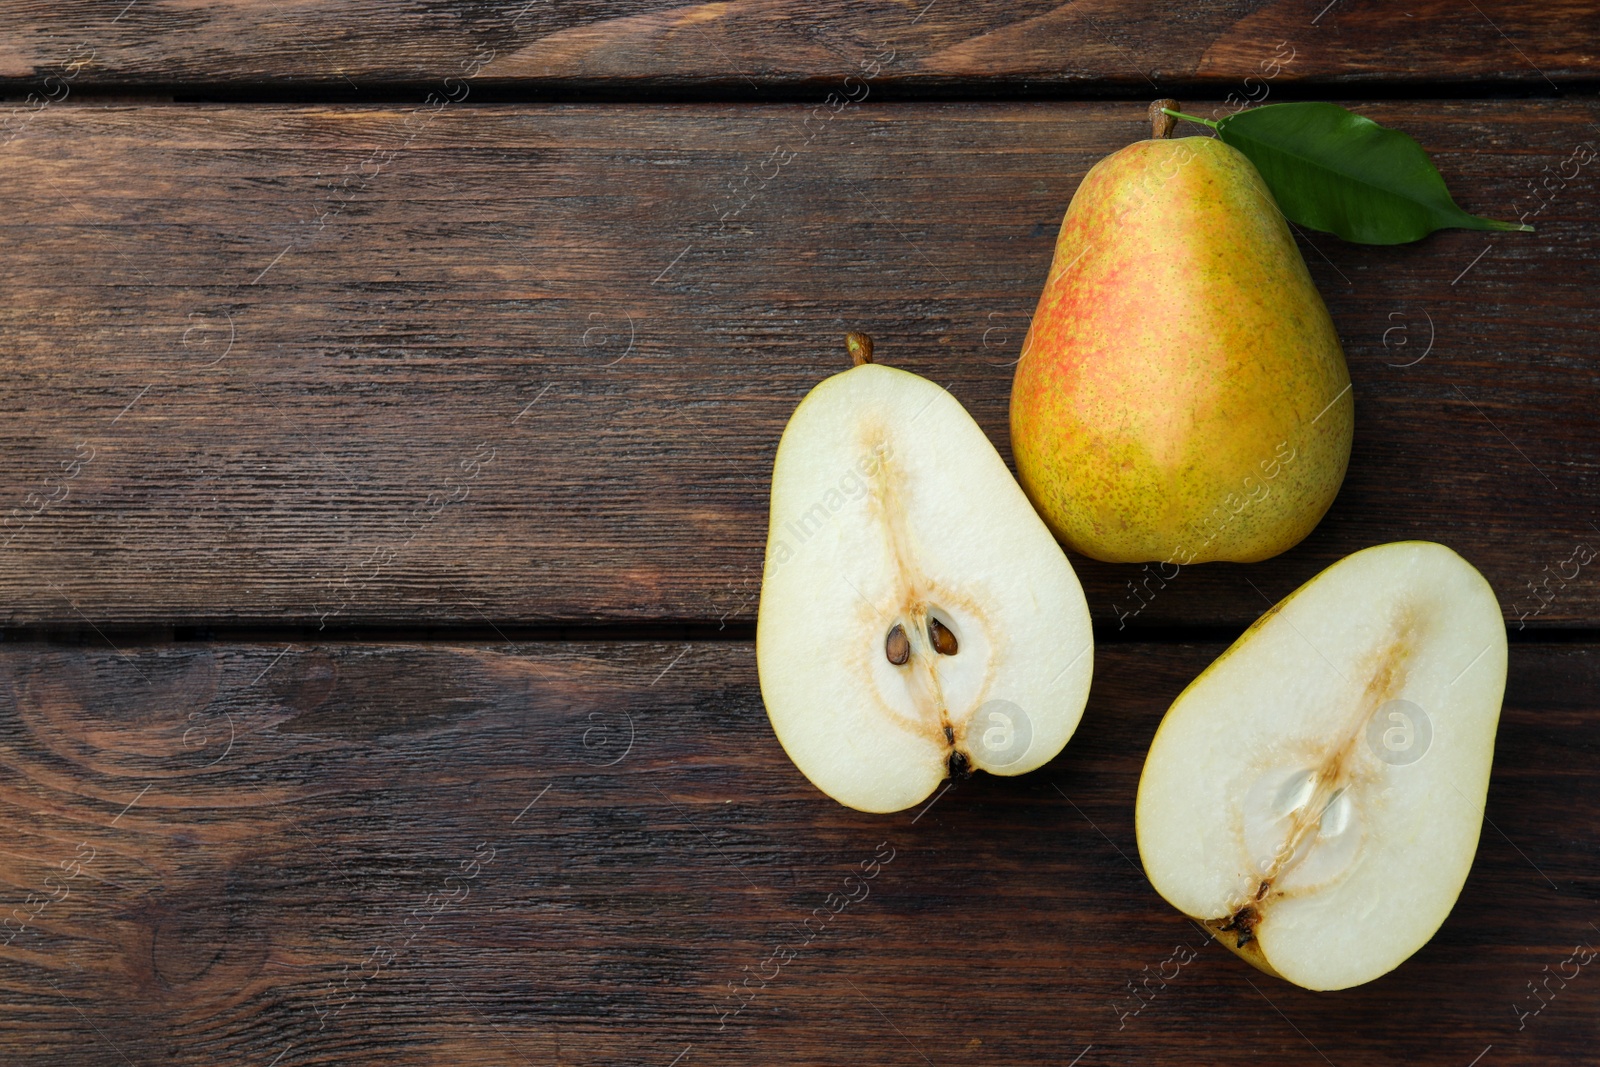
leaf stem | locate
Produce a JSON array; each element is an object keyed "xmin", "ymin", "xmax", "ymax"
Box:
[{"xmin": 1161, "ymin": 108, "xmax": 1219, "ymax": 129}]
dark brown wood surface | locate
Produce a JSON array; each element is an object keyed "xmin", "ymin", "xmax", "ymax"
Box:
[
  {"xmin": 3, "ymin": 100, "xmax": 1597, "ymax": 632},
  {"xmin": 2, "ymin": 1, "xmax": 1597, "ymax": 92},
  {"xmin": 4, "ymin": 6, "xmax": 1598, "ymax": 1064},
  {"xmin": 0, "ymin": 640, "xmax": 1593, "ymax": 1066}
]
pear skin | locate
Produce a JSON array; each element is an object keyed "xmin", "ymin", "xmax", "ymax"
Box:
[{"xmin": 1010, "ymin": 132, "xmax": 1353, "ymax": 564}]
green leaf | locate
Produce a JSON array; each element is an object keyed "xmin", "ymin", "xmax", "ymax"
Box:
[{"xmin": 1165, "ymin": 102, "xmax": 1533, "ymax": 245}]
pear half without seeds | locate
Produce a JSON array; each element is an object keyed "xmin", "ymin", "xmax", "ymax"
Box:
[
  {"xmin": 1136, "ymin": 541, "xmax": 1507, "ymax": 990},
  {"xmin": 757, "ymin": 334, "xmax": 1094, "ymax": 813}
]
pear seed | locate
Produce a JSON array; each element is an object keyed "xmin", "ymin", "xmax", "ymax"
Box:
[
  {"xmin": 885, "ymin": 624, "xmax": 911, "ymax": 665},
  {"xmin": 928, "ymin": 616, "xmax": 958, "ymax": 656}
]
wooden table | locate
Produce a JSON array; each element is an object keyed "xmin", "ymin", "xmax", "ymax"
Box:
[{"xmin": 2, "ymin": 3, "xmax": 1597, "ymax": 1064}]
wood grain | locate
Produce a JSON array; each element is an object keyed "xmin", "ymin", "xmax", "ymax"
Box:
[
  {"xmin": 1, "ymin": 100, "xmax": 1596, "ymax": 631},
  {"xmin": 0, "ymin": 639, "xmax": 1593, "ymax": 1065},
  {"xmin": 1, "ymin": 1, "xmax": 1596, "ymax": 92}
]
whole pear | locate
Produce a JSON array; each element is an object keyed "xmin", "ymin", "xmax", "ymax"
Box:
[{"xmin": 1010, "ymin": 103, "xmax": 1353, "ymax": 564}]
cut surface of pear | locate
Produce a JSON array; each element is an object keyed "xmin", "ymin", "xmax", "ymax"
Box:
[
  {"xmin": 1136, "ymin": 541, "xmax": 1506, "ymax": 990},
  {"xmin": 757, "ymin": 340, "xmax": 1093, "ymax": 813}
]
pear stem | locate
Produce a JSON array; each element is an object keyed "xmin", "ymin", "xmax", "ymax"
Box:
[
  {"xmin": 1149, "ymin": 99, "xmax": 1180, "ymax": 139},
  {"xmin": 847, "ymin": 331, "xmax": 874, "ymax": 366},
  {"xmin": 1161, "ymin": 107, "xmax": 1220, "ymax": 130}
]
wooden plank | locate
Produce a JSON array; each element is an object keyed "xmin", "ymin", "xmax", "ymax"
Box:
[
  {"xmin": 0, "ymin": 639, "xmax": 1593, "ymax": 1063},
  {"xmin": 1, "ymin": 100, "xmax": 1596, "ymax": 630},
  {"xmin": 2, "ymin": 1, "xmax": 1595, "ymax": 92}
]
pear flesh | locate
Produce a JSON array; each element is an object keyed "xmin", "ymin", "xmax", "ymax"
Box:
[
  {"xmin": 758, "ymin": 358, "xmax": 1094, "ymax": 813},
  {"xmin": 1136, "ymin": 541, "xmax": 1507, "ymax": 990},
  {"xmin": 1011, "ymin": 134, "xmax": 1354, "ymax": 563}
]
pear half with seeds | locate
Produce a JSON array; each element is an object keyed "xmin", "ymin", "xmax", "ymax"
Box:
[
  {"xmin": 1136, "ymin": 541, "xmax": 1507, "ymax": 990},
  {"xmin": 757, "ymin": 334, "xmax": 1094, "ymax": 813}
]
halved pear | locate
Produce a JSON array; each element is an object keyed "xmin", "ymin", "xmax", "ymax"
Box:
[
  {"xmin": 757, "ymin": 335, "xmax": 1094, "ymax": 813},
  {"xmin": 1136, "ymin": 541, "xmax": 1507, "ymax": 990}
]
